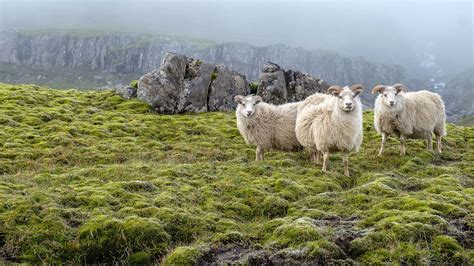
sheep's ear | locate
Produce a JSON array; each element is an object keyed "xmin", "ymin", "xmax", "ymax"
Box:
[
  {"xmin": 328, "ymin": 86, "xmax": 343, "ymax": 97},
  {"xmin": 351, "ymin": 84, "xmax": 364, "ymax": 96},
  {"xmin": 234, "ymin": 95, "xmax": 245, "ymax": 104},
  {"xmin": 371, "ymin": 85, "xmax": 386, "ymax": 95},
  {"xmin": 254, "ymin": 96, "xmax": 263, "ymax": 104},
  {"xmin": 393, "ymin": 83, "xmax": 407, "ymax": 93}
]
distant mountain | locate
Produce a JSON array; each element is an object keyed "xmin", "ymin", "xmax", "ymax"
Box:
[
  {"xmin": 441, "ymin": 69, "xmax": 474, "ymax": 122},
  {"xmin": 0, "ymin": 30, "xmax": 404, "ymax": 90}
]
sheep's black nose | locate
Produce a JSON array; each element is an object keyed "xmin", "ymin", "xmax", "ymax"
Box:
[
  {"xmin": 247, "ymin": 111, "xmax": 252, "ymax": 116},
  {"xmin": 389, "ymin": 101, "xmax": 394, "ymax": 106},
  {"xmin": 345, "ymin": 103, "xmax": 352, "ymax": 107}
]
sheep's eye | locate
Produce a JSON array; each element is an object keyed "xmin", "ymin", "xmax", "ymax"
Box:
[
  {"xmin": 383, "ymin": 94, "xmax": 387, "ymax": 97},
  {"xmin": 338, "ymin": 96, "xmax": 342, "ymax": 99}
]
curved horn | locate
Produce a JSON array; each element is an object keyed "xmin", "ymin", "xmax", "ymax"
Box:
[
  {"xmin": 234, "ymin": 95, "xmax": 245, "ymax": 104},
  {"xmin": 371, "ymin": 85, "xmax": 386, "ymax": 95},
  {"xmin": 327, "ymin": 86, "xmax": 343, "ymax": 96},
  {"xmin": 351, "ymin": 84, "xmax": 365, "ymax": 96},
  {"xmin": 393, "ymin": 83, "xmax": 407, "ymax": 93}
]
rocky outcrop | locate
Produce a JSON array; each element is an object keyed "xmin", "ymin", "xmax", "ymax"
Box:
[
  {"xmin": 257, "ymin": 62, "xmax": 329, "ymax": 104},
  {"xmin": 137, "ymin": 53, "xmax": 249, "ymax": 114}
]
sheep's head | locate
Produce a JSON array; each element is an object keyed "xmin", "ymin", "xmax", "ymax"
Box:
[
  {"xmin": 372, "ymin": 83, "xmax": 406, "ymax": 108},
  {"xmin": 234, "ymin": 95, "xmax": 263, "ymax": 118},
  {"xmin": 328, "ymin": 84, "xmax": 364, "ymax": 112}
]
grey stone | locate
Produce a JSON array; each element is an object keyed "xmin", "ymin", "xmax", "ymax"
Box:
[
  {"xmin": 178, "ymin": 59, "xmax": 215, "ymax": 113},
  {"xmin": 137, "ymin": 53, "xmax": 187, "ymax": 114},
  {"xmin": 257, "ymin": 62, "xmax": 287, "ymax": 104},
  {"xmin": 115, "ymin": 85, "xmax": 137, "ymax": 99},
  {"xmin": 257, "ymin": 62, "xmax": 330, "ymax": 104},
  {"xmin": 137, "ymin": 53, "xmax": 250, "ymax": 113},
  {"xmin": 208, "ymin": 65, "xmax": 250, "ymax": 111}
]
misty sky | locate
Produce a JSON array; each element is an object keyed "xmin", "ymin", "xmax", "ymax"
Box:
[{"xmin": 0, "ymin": 0, "xmax": 473, "ymax": 76}]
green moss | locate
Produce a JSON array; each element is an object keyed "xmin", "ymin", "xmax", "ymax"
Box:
[
  {"xmin": 249, "ymin": 81, "xmax": 259, "ymax": 94},
  {"xmin": 260, "ymin": 195, "xmax": 289, "ymax": 218},
  {"xmin": 306, "ymin": 239, "xmax": 345, "ymax": 260},
  {"xmin": 129, "ymin": 80, "xmax": 139, "ymax": 89},
  {"xmin": 211, "ymin": 72, "xmax": 218, "ymax": 81},
  {"xmin": 128, "ymin": 251, "xmax": 152, "ymax": 265},
  {"xmin": 78, "ymin": 215, "xmax": 170, "ymax": 262},
  {"xmin": 0, "ymin": 83, "xmax": 472, "ymax": 264},
  {"xmin": 431, "ymin": 235, "xmax": 466, "ymax": 263},
  {"xmin": 163, "ymin": 246, "xmax": 202, "ymax": 265},
  {"xmin": 267, "ymin": 218, "xmax": 322, "ymax": 248}
]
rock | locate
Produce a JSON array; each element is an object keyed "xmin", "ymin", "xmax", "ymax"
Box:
[
  {"xmin": 115, "ymin": 85, "xmax": 137, "ymax": 99},
  {"xmin": 257, "ymin": 62, "xmax": 330, "ymax": 104},
  {"xmin": 257, "ymin": 62, "xmax": 287, "ymax": 105},
  {"xmin": 208, "ymin": 65, "xmax": 250, "ymax": 111},
  {"xmin": 285, "ymin": 69, "xmax": 330, "ymax": 102},
  {"xmin": 178, "ymin": 59, "xmax": 216, "ymax": 113},
  {"xmin": 137, "ymin": 53, "xmax": 187, "ymax": 114},
  {"xmin": 137, "ymin": 53, "xmax": 250, "ymax": 114}
]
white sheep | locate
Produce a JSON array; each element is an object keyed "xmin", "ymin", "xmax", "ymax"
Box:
[
  {"xmin": 234, "ymin": 95, "xmax": 302, "ymax": 161},
  {"xmin": 372, "ymin": 83, "xmax": 446, "ymax": 156},
  {"xmin": 295, "ymin": 85, "xmax": 364, "ymax": 177}
]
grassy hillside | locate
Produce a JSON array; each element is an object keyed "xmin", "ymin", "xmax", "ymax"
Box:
[{"xmin": 0, "ymin": 84, "xmax": 472, "ymax": 264}]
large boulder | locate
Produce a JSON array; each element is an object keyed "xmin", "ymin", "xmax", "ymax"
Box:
[
  {"xmin": 137, "ymin": 53, "xmax": 187, "ymax": 114},
  {"xmin": 178, "ymin": 59, "xmax": 216, "ymax": 113},
  {"xmin": 208, "ymin": 65, "xmax": 250, "ymax": 111},
  {"xmin": 257, "ymin": 62, "xmax": 287, "ymax": 105},
  {"xmin": 257, "ymin": 62, "xmax": 330, "ymax": 104},
  {"xmin": 136, "ymin": 53, "xmax": 250, "ymax": 114},
  {"xmin": 284, "ymin": 69, "xmax": 329, "ymax": 102}
]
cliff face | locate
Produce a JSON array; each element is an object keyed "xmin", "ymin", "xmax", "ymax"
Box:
[{"xmin": 0, "ymin": 31, "xmax": 404, "ymax": 89}]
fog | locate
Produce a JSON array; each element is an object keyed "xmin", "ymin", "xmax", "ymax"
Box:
[{"xmin": 1, "ymin": 0, "xmax": 472, "ymax": 77}]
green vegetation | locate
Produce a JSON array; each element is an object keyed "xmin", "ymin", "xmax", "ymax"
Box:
[
  {"xmin": 129, "ymin": 80, "xmax": 139, "ymax": 89},
  {"xmin": 211, "ymin": 71, "xmax": 218, "ymax": 81},
  {"xmin": 249, "ymin": 81, "xmax": 259, "ymax": 94},
  {"xmin": 0, "ymin": 83, "xmax": 472, "ymax": 264}
]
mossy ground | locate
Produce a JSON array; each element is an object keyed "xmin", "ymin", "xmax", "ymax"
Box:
[{"xmin": 0, "ymin": 83, "xmax": 472, "ymax": 264}]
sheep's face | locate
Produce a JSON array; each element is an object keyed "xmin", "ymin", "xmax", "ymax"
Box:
[
  {"xmin": 234, "ymin": 95, "xmax": 262, "ymax": 118},
  {"xmin": 372, "ymin": 84, "xmax": 406, "ymax": 108},
  {"xmin": 328, "ymin": 85, "xmax": 364, "ymax": 112}
]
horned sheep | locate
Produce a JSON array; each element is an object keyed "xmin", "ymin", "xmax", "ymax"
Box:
[
  {"xmin": 234, "ymin": 95, "xmax": 302, "ymax": 161},
  {"xmin": 372, "ymin": 83, "xmax": 446, "ymax": 156},
  {"xmin": 295, "ymin": 85, "xmax": 364, "ymax": 177}
]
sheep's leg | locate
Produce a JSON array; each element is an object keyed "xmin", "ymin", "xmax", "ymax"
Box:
[
  {"xmin": 315, "ymin": 150, "xmax": 322, "ymax": 165},
  {"xmin": 400, "ymin": 135, "xmax": 406, "ymax": 156},
  {"xmin": 426, "ymin": 134, "xmax": 433, "ymax": 151},
  {"xmin": 322, "ymin": 151, "xmax": 330, "ymax": 173},
  {"xmin": 310, "ymin": 150, "xmax": 316, "ymax": 163},
  {"xmin": 436, "ymin": 134, "xmax": 443, "ymax": 154},
  {"xmin": 378, "ymin": 133, "xmax": 387, "ymax": 156},
  {"xmin": 343, "ymin": 151, "xmax": 350, "ymax": 177},
  {"xmin": 256, "ymin": 146, "xmax": 264, "ymax": 161}
]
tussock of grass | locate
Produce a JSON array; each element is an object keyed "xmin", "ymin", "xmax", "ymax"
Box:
[{"xmin": 0, "ymin": 83, "xmax": 472, "ymax": 264}]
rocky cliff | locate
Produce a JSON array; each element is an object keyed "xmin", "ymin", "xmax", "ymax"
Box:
[{"xmin": 0, "ymin": 31, "xmax": 404, "ymax": 89}]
